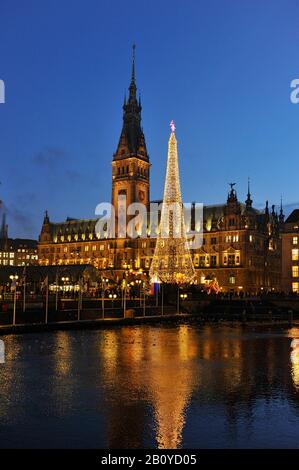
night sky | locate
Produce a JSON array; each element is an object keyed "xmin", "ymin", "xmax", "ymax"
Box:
[{"xmin": 1, "ymin": 0, "xmax": 299, "ymax": 239}]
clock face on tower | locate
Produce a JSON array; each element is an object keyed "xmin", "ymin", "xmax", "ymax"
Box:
[{"xmin": 138, "ymin": 190, "xmax": 145, "ymax": 202}]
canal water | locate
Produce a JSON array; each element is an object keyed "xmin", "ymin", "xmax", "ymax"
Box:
[{"xmin": 0, "ymin": 323, "xmax": 299, "ymax": 448}]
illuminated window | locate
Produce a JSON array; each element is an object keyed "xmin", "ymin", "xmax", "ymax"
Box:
[
  {"xmin": 229, "ymin": 274, "xmax": 236, "ymax": 284},
  {"xmin": 63, "ymin": 247, "xmax": 68, "ymax": 253},
  {"xmin": 292, "ymin": 266, "xmax": 299, "ymax": 277},
  {"xmin": 100, "ymin": 244, "xmax": 104, "ymax": 251},
  {"xmin": 84, "ymin": 246, "xmax": 89, "ymax": 252},
  {"xmin": 92, "ymin": 245, "xmax": 97, "ymax": 251},
  {"xmin": 142, "ymin": 241, "xmax": 147, "ymax": 248},
  {"xmin": 293, "ymin": 236, "xmax": 298, "ymax": 245},
  {"xmin": 292, "ymin": 282, "xmax": 299, "ymax": 293},
  {"xmin": 233, "ymin": 235, "xmax": 239, "ymax": 242},
  {"xmin": 292, "ymin": 249, "xmax": 299, "ymax": 261},
  {"xmin": 223, "ymin": 255, "xmax": 227, "ymax": 265}
]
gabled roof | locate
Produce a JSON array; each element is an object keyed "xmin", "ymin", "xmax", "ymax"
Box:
[{"xmin": 285, "ymin": 209, "xmax": 299, "ymax": 224}]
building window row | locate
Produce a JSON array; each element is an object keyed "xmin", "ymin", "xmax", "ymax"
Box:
[{"xmin": 225, "ymin": 234, "xmax": 239, "ymax": 243}]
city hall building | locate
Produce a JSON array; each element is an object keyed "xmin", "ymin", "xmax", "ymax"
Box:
[{"xmin": 38, "ymin": 51, "xmax": 282, "ymax": 293}]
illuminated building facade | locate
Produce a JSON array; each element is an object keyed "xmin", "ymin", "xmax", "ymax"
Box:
[
  {"xmin": 281, "ymin": 209, "xmax": 299, "ymax": 293},
  {"xmin": 38, "ymin": 50, "xmax": 282, "ymax": 293}
]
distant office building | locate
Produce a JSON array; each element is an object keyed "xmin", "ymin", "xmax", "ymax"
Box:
[{"xmin": 0, "ymin": 214, "xmax": 38, "ymax": 266}]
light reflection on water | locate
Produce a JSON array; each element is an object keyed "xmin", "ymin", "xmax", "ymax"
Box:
[{"xmin": 0, "ymin": 324, "xmax": 299, "ymax": 448}]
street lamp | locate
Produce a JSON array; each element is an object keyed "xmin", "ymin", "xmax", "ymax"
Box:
[
  {"xmin": 9, "ymin": 274, "xmax": 19, "ymax": 326},
  {"xmin": 101, "ymin": 276, "xmax": 109, "ymax": 319},
  {"xmin": 135, "ymin": 279, "xmax": 142, "ymax": 306},
  {"xmin": 109, "ymin": 293, "xmax": 117, "ymax": 309},
  {"xmin": 61, "ymin": 276, "xmax": 70, "ymax": 295}
]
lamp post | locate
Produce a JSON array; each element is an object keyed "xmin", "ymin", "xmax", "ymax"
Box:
[
  {"xmin": 77, "ymin": 276, "xmax": 83, "ymax": 321},
  {"xmin": 143, "ymin": 282, "xmax": 146, "ymax": 317},
  {"xmin": 179, "ymin": 293, "xmax": 188, "ymax": 314},
  {"xmin": 135, "ymin": 279, "xmax": 142, "ymax": 307},
  {"xmin": 61, "ymin": 277, "xmax": 70, "ymax": 292},
  {"xmin": 109, "ymin": 293, "xmax": 117, "ymax": 309},
  {"xmin": 22, "ymin": 268, "xmax": 26, "ymax": 313},
  {"xmin": 101, "ymin": 276, "xmax": 105, "ymax": 319},
  {"xmin": 55, "ymin": 271, "xmax": 59, "ymax": 311},
  {"xmin": 9, "ymin": 274, "xmax": 19, "ymax": 326},
  {"xmin": 101, "ymin": 277, "xmax": 109, "ymax": 319}
]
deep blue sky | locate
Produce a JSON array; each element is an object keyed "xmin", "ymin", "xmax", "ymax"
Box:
[{"xmin": 1, "ymin": 0, "xmax": 299, "ymax": 238}]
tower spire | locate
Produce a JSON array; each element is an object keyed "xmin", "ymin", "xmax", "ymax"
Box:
[
  {"xmin": 131, "ymin": 43, "xmax": 136, "ymax": 82},
  {"xmin": 0, "ymin": 212, "xmax": 7, "ymax": 240},
  {"xmin": 245, "ymin": 177, "xmax": 253, "ymax": 208},
  {"xmin": 279, "ymin": 195, "xmax": 285, "ymax": 224},
  {"xmin": 128, "ymin": 43, "xmax": 137, "ymax": 103},
  {"xmin": 114, "ymin": 45, "xmax": 147, "ymax": 158}
]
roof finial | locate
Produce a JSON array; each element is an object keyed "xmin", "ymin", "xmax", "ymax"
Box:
[{"xmin": 44, "ymin": 210, "xmax": 49, "ymax": 224}]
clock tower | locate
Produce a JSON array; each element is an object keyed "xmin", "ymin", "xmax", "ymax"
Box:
[{"xmin": 111, "ymin": 46, "xmax": 150, "ymax": 224}]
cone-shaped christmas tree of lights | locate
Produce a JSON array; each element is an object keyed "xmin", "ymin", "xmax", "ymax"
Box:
[{"xmin": 149, "ymin": 121, "xmax": 195, "ymax": 284}]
